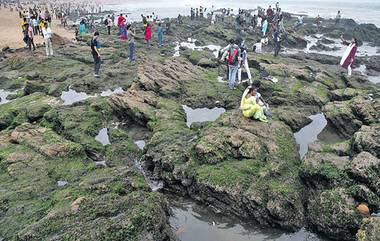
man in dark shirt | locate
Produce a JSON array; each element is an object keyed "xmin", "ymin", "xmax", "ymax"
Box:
[{"xmin": 91, "ymin": 31, "xmax": 101, "ymax": 77}]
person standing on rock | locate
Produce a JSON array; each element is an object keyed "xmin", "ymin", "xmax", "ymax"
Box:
[
  {"xmin": 41, "ymin": 22, "xmax": 53, "ymax": 57},
  {"xmin": 340, "ymin": 36, "xmax": 358, "ymax": 77},
  {"xmin": 335, "ymin": 10, "xmax": 341, "ymax": 25},
  {"xmin": 273, "ymin": 28, "xmax": 281, "ymax": 56},
  {"xmin": 238, "ymin": 45, "xmax": 252, "ymax": 84},
  {"xmin": 221, "ymin": 40, "xmax": 241, "ymax": 89},
  {"xmin": 91, "ymin": 31, "xmax": 101, "ymax": 77},
  {"xmin": 117, "ymin": 14, "xmax": 125, "ymax": 35},
  {"xmin": 127, "ymin": 25, "xmax": 136, "ymax": 63},
  {"xmin": 106, "ymin": 15, "xmax": 112, "ymax": 35},
  {"xmin": 157, "ymin": 23, "xmax": 165, "ymax": 47},
  {"xmin": 144, "ymin": 23, "xmax": 152, "ymax": 47},
  {"xmin": 26, "ymin": 23, "xmax": 36, "ymax": 51}
]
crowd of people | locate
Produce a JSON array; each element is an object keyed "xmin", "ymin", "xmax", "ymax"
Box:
[{"xmin": 3, "ymin": 0, "xmax": 359, "ymax": 124}]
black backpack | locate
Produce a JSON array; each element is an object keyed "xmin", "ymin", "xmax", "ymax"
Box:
[{"xmin": 104, "ymin": 19, "xmax": 108, "ymax": 25}]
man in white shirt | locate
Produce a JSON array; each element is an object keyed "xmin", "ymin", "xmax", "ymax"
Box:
[{"xmin": 41, "ymin": 22, "xmax": 53, "ymax": 57}]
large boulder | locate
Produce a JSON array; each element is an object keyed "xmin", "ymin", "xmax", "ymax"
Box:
[
  {"xmin": 352, "ymin": 124, "xmax": 380, "ymax": 158},
  {"xmin": 307, "ymin": 188, "xmax": 363, "ymax": 241}
]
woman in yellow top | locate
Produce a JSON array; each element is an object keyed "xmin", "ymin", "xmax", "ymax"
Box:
[{"xmin": 240, "ymin": 86, "xmax": 268, "ymax": 122}]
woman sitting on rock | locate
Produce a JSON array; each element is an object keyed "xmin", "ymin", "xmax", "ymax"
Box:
[{"xmin": 240, "ymin": 86, "xmax": 268, "ymax": 122}]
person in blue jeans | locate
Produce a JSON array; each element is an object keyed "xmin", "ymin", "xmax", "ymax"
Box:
[
  {"xmin": 221, "ymin": 40, "xmax": 241, "ymax": 89},
  {"xmin": 157, "ymin": 23, "xmax": 165, "ymax": 47},
  {"xmin": 127, "ymin": 25, "xmax": 135, "ymax": 63}
]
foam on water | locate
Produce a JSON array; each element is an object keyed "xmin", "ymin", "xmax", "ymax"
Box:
[
  {"xmin": 0, "ymin": 89, "xmax": 12, "ymax": 105},
  {"xmin": 100, "ymin": 87, "xmax": 124, "ymax": 97}
]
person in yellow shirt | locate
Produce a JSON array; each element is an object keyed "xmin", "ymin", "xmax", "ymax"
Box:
[
  {"xmin": 240, "ymin": 86, "xmax": 268, "ymax": 122},
  {"xmin": 39, "ymin": 19, "xmax": 45, "ymax": 36},
  {"xmin": 21, "ymin": 17, "xmax": 27, "ymax": 31}
]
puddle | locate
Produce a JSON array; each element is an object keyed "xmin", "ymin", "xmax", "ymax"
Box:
[
  {"xmin": 100, "ymin": 87, "xmax": 124, "ymax": 97},
  {"xmin": 0, "ymin": 89, "xmax": 11, "ymax": 104},
  {"xmin": 135, "ymin": 158, "xmax": 163, "ymax": 191},
  {"xmin": 356, "ymin": 65, "xmax": 380, "ymax": 84},
  {"xmin": 134, "ymin": 140, "xmax": 146, "ymax": 150},
  {"xmin": 95, "ymin": 128, "xmax": 111, "ymax": 146},
  {"xmin": 174, "ymin": 38, "xmax": 221, "ymax": 58},
  {"xmin": 61, "ymin": 88, "xmax": 90, "ymax": 105},
  {"xmin": 285, "ymin": 35, "xmax": 380, "ymax": 58},
  {"xmin": 182, "ymin": 105, "xmax": 226, "ymax": 127},
  {"xmin": 170, "ymin": 197, "xmax": 326, "ymax": 241},
  {"xmin": 294, "ymin": 114, "xmax": 327, "ymax": 159}
]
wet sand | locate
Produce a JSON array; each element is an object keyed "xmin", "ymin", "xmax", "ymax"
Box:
[{"xmin": 0, "ymin": 8, "xmax": 75, "ymax": 49}]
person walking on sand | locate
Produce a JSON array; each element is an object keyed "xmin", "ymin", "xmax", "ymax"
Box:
[
  {"xmin": 144, "ymin": 23, "xmax": 152, "ymax": 47},
  {"xmin": 26, "ymin": 23, "xmax": 36, "ymax": 51},
  {"xmin": 42, "ymin": 22, "xmax": 53, "ymax": 57},
  {"xmin": 91, "ymin": 31, "xmax": 101, "ymax": 77},
  {"xmin": 340, "ymin": 36, "xmax": 358, "ymax": 77},
  {"xmin": 127, "ymin": 25, "xmax": 136, "ymax": 63}
]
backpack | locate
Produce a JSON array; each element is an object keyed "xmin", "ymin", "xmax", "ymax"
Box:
[
  {"xmin": 227, "ymin": 46, "xmax": 239, "ymax": 65},
  {"xmin": 104, "ymin": 19, "xmax": 108, "ymax": 25}
]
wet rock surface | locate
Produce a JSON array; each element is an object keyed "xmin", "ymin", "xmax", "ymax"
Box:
[{"xmin": 0, "ymin": 12, "xmax": 379, "ymax": 241}]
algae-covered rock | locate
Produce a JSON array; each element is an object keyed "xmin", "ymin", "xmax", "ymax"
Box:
[
  {"xmin": 307, "ymin": 188, "xmax": 363, "ymax": 241},
  {"xmin": 347, "ymin": 152, "xmax": 380, "ymax": 194},
  {"xmin": 357, "ymin": 217, "xmax": 380, "ymax": 241},
  {"xmin": 323, "ymin": 97, "xmax": 379, "ymax": 137},
  {"xmin": 0, "ymin": 93, "xmax": 58, "ymax": 130},
  {"xmin": 0, "ymin": 124, "xmax": 174, "ymax": 241},
  {"xmin": 352, "ymin": 124, "xmax": 380, "ymax": 158}
]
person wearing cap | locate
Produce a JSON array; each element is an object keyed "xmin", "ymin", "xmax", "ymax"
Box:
[{"xmin": 240, "ymin": 85, "xmax": 268, "ymax": 122}]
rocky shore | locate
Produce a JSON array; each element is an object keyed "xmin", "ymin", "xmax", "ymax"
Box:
[{"xmin": 0, "ymin": 13, "xmax": 379, "ymax": 241}]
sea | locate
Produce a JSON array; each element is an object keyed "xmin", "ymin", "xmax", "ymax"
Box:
[{"xmin": 103, "ymin": 0, "xmax": 380, "ymax": 26}]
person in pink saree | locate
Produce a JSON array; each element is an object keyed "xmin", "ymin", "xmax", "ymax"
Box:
[{"xmin": 340, "ymin": 36, "xmax": 358, "ymax": 77}]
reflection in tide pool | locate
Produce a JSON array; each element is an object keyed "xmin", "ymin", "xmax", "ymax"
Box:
[
  {"xmin": 134, "ymin": 140, "xmax": 146, "ymax": 150},
  {"xmin": 95, "ymin": 128, "xmax": 111, "ymax": 146},
  {"xmin": 61, "ymin": 88, "xmax": 90, "ymax": 105},
  {"xmin": 170, "ymin": 198, "xmax": 325, "ymax": 241},
  {"xmin": 182, "ymin": 105, "xmax": 225, "ymax": 127},
  {"xmin": 294, "ymin": 114, "xmax": 327, "ymax": 159}
]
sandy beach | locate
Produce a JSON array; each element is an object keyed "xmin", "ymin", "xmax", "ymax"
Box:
[{"xmin": 0, "ymin": 8, "xmax": 75, "ymax": 49}]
